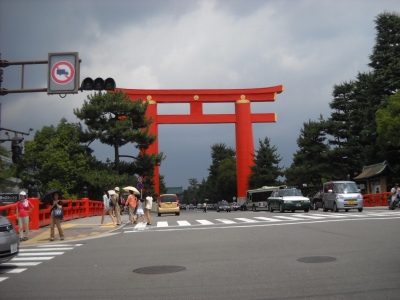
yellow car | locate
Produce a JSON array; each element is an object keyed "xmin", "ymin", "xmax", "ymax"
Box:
[{"xmin": 157, "ymin": 194, "xmax": 180, "ymax": 216}]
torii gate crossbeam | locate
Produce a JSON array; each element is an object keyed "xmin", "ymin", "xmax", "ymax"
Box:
[{"xmin": 122, "ymin": 85, "xmax": 284, "ymax": 203}]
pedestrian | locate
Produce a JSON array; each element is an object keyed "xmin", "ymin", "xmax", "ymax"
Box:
[
  {"xmin": 145, "ymin": 195, "xmax": 153, "ymax": 225},
  {"xmin": 50, "ymin": 192, "xmax": 64, "ymax": 241},
  {"xmin": 100, "ymin": 190, "xmax": 116, "ymax": 226},
  {"xmin": 203, "ymin": 202, "xmax": 207, "ymax": 213},
  {"xmin": 125, "ymin": 190, "xmax": 137, "ymax": 224},
  {"xmin": 16, "ymin": 191, "xmax": 34, "ymax": 241},
  {"xmin": 135, "ymin": 197, "xmax": 146, "ymax": 224},
  {"xmin": 112, "ymin": 187, "xmax": 122, "ymax": 225},
  {"xmin": 389, "ymin": 183, "xmax": 400, "ymax": 210}
]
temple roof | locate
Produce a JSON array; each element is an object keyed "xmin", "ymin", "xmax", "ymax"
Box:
[{"xmin": 353, "ymin": 161, "xmax": 394, "ymax": 180}]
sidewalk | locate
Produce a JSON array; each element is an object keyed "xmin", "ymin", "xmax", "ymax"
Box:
[{"xmin": 19, "ymin": 213, "xmax": 131, "ymax": 247}]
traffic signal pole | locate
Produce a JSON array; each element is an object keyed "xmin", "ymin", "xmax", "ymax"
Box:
[{"xmin": 0, "ymin": 59, "xmax": 48, "ymax": 96}]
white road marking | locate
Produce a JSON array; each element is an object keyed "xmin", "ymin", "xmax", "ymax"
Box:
[
  {"xmin": 20, "ymin": 247, "xmax": 73, "ymax": 251},
  {"xmin": 197, "ymin": 220, "xmax": 214, "ymax": 225},
  {"xmin": 177, "ymin": 220, "xmax": 191, "ymax": 226},
  {"xmin": 157, "ymin": 221, "xmax": 169, "ymax": 227},
  {"xmin": 17, "ymin": 252, "xmax": 64, "ymax": 256},
  {"xmin": 215, "ymin": 219, "xmax": 237, "ymax": 224},
  {"xmin": 235, "ymin": 218, "xmax": 260, "ymax": 223},
  {"xmin": 253, "ymin": 217, "xmax": 281, "ymax": 222},
  {"xmin": 11, "ymin": 257, "xmax": 54, "ymax": 261}
]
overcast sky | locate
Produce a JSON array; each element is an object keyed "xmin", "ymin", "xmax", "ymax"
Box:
[{"xmin": 0, "ymin": 0, "xmax": 399, "ymax": 190}]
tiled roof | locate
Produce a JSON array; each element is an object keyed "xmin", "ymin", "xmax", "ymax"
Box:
[{"xmin": 353, "ymin": 161, "xmax": 394, "ymax": 180}]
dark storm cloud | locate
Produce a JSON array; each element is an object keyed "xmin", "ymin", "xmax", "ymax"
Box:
[{"xmin": 1, "ymin": 0, "xmax": 399, "ymax": 189}]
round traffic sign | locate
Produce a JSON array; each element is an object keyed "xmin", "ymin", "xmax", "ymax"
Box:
[
  {"xmin": 51, "ymin": 61, "xmax": 75, "ymax": 85},
  {"xmin": 137, "ymin": 176, "xmax": 143, "ymax": 182},
  {"xmin": 137, "ymin": 182, "xmax": 144, "ymax": 189}
]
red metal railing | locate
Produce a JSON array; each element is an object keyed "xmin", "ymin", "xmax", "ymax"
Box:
[
  {"xmin": 362, "ymin": 192, "xmax": 391, "ymax": 207},
  {"xmin": 0, "ymin": 198, "xmax": 103, "ymax": 232}
]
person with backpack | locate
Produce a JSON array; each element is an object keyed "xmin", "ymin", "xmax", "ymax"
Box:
[{"xmin": 100, "ymin": 190, "xmax": 116, "ymax": 226}]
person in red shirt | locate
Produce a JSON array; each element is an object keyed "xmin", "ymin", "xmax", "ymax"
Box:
[
  {"xmin": 16, "ymin": 191, "xmax": 34, "ymax": 241},
  {"xmin": 125, "ymin": 190, "xmax": 137, "ymax": 224}
]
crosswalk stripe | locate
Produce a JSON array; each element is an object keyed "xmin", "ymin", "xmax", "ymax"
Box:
[
  {"xmin": 0, "ymin": 262, "xmax": 42, "ymax": 267},
  {"xmin": 19, "ymin": 247, "xmax": 73, "ymax": 251},
  {"xmin": 215, "ymin": 219, "xmax": 237, "ymax": 224},
  {"xmin": 177, "ymin": 220, "xmax": 191, "ymax": 226},
  {"xmin": 17, "ymin": 252, "xmax": 64, "ymax": 256},
  {"xmin": 293, "ymin": 214, "xmax": 326, "ymax": 219},
  {"xmin": 272, "ymin": 216, "xmax": 303, "ymax": 221},
  {"xmin": 234, "ymin": 218, "xmax": 260, "ymax": 223},
  {"xmin": 134, "ymin": 222, "xmax": 147, "ymax": 229},
  {"xmin": 11, "ymin": 257, "xmax": 54, "ymax": 261},
  {"xmin": 310, "ymin": 213, "xmax": 347, "ymax": 218},
  {"xmin": 157, "ymin": 221, "xmax": 169, "ymax": 227},
  {"xmin": 253, "ymin": 217, "xmax": 281, "ymax": 222},
  {"xmin": 197, "ymin": 220, "xmax": 214, "ymax": 225},
  {"xmin": 0, "ymin": 278, "xmax": 7, "ymax": 282},
  {"xmin": 4, "ymin": 268, "xmax": 26, "ymax": 273}
]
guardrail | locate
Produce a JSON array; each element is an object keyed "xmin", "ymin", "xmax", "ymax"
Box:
[
  {"xmin": 0, "ymin": 198, "xmax": 103, "ymax": 232},
  {"xmin": 363, "ymin": 192, "xmax": 391, "ymax": 207}
]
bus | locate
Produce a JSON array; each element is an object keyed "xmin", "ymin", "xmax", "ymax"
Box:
[{"xmin": 244, "ymin": 185, "xmax": 286, "ymax": 211}]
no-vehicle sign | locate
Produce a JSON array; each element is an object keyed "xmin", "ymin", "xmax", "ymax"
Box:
[{"xmin": 47, "ymin": 52, "xmax": 80, "ymax": 94}]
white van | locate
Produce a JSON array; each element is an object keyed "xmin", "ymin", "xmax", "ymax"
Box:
[{"xmin": 322, "ymin": 181, "xmax": 363, "ymax": 212}]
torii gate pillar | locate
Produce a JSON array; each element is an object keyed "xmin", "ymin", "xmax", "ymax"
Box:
[{"xmin": 123, "ymin": 85, "xmax": 284, "ymax": 203}]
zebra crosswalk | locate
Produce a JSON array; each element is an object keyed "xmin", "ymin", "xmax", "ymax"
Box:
[
  {"xmin": 123, "ymin": 210, "xmax": 400, "ymax": 232},
  {"xmin": 0, "ymin": 243, "xmax": 82, "ymax": 283}
]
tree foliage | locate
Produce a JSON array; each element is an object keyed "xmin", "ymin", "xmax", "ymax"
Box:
[{"xmin": 248, "ymin": 137, "xmax": 283, "ymax": 189}]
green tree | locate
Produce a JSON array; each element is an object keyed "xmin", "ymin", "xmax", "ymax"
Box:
[
  {"xmin": 73, "ymin": 90, "xmax": 160, "ymax": 172},
  {"xmin": 206, "ymin": 143, "xmax": 236, "ymax": 201},
  {"xmin": 369, "ymin": 11, "xmax": 400, "ymax": 96},
  {"xmin": 216, "ymin": 157, "xmax": 237, "ymax": 201},
  {"xmin": 285, "ymin": 117, "xmax": 329, "ymax": 187},
  {"xmin": 16, "ymin": 118, "xmax": 116, "ymax": 199},
  {"xmin": 248, "ymin": 137, "xmax": 283, "ymax": 189},
  {"xmin": 0, "ymin": 145, "xmax": 16, "ymax": 191},
  {"xmin": 376, "ymin": 91, "xmax": 400, "ymax": 174}
]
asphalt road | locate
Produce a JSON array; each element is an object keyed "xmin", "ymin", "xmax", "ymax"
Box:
[{"xmin": 1, "ymin": 208, "xmax": 400, "ymax": 300}]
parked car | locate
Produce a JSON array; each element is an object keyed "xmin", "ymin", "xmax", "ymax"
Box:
[
  {"xmin": 268, "ymin": 188, "xmax": 310, "ymax": 213},
  {"xmin": 188, "ymin": 204, "xmax": 194, "ymax": 209},
  {"xmin": 180, "ymin": 204, "xmax": 187, "ymax": 210},
  {"xmin": 196, "ymin": 204, "xmax": 203, "ymax": 209},
  {"xmin": 0, "ymin": 216, "xmax": 19, "ymax": 264},
  {"xmin": 231, "ymin": 202, "xmax": 241, "ymax": 211},
  {"xmin": 157, "ymin": 194, "xmax": 180, "ymax": 216},
  {"xmin": 310, "ymin": 190, "xmax": 323, "ymax": 210},
  {"xmin": 216, "ymin": 201, "xmax": 231, "ymax": 212},
  {"xmin": 322, "ymin": 181, "xmax": 363, "ymax": 212}
]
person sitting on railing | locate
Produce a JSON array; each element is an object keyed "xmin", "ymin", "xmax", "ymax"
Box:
[{"xmin": 16, "ymin": 191, "xmax": 34, "ymax": 242}]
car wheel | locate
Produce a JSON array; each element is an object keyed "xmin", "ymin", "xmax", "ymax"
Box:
[
  {"xmin": 291, "ymin": 209, "xmax": 295, "ymax": 213},
  {"xmin": 323, "ymin": 202, "xmax": 328, "ymax": 212},
  {"xmin": 345, "ymin": 209, "xmax": 349, "ymax": 212},
  {"xmin": 269, "ymin": 204, "xmax": 274, "ymax": 213},
  {"xmin": 358, "ymin": 208, "xmax": 363, "ymax": 212},
  {"xmin": 252, "ymin": 205, "xmax": 257, "ymax": 212},
  {"xmin": 217, "ymin": 210, "xmax": 220, "ymax": 212},
  {"xmin": 312, "ymin": 201, "xmax": 318, "ymax": 210},
  {"xmin": 279, "ymin": 203, "xmax": 285, "ymax": 213},
  {"xmin": 175, "ymin": 212, "xmax": 180, "ymax": 216},
  {"xmin": 304, "ymin": 208, "xmax": 309, "ymax": 213},
  {"xmin": 333, "ymin": 202, "xmax": 338, "ymax": 212},
  {"xmin": 158, "ymin": 213, "xmax": 161, "ymax": 216}
]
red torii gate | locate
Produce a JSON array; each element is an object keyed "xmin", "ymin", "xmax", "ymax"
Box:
[{"xmin": 122, "ymin": 85, "xmax": 284, "ymax": 203}]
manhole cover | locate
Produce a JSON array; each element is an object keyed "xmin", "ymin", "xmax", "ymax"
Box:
[
  {"xmin": 133, "ymin": 265, "xmax": 186, "ymax": 274},
  {"xmin": 297, "ymin": 256, "xmax": 337, "ymax": 263}
]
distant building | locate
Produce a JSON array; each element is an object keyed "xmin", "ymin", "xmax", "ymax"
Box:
[{"xmin": 166, "ymin": 186, "xmax": 183, "ymax": 201}]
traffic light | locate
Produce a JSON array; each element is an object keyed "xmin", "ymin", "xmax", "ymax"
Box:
[
  {"xmin": 80, "ymin": 77, "xmax": 115, "ymax": 91},
  {"xmin": 11, "ymin": 138, "xmax": 23, "ymax": 164}
]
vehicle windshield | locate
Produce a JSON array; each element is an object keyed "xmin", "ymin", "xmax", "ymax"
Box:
[
  {"xmin": 160, "ymin": 195, "xmax": 177, "ymax": 202},
  {"xmin": 218, "ymin": 201, "xmax": 228, "ymax": 206},
  {"xmin": 334, "ymin": 183, "xmax": 358, "ymax": 193},
  {"xmin": 279, "ymin": 189, "xmax": 303, "ymax": 197}
]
